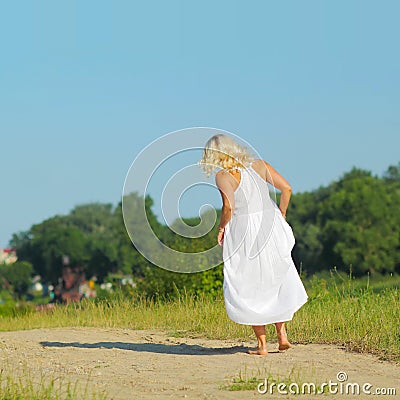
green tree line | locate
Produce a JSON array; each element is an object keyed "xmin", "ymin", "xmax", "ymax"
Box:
[{"xmin": 5, "ymin": 162, "xmax": 400, "ymax": 299}]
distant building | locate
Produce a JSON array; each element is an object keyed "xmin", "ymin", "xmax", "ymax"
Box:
[{"xmin": 0, "ymin": 247, "xmax": 17, "ymax": 264}]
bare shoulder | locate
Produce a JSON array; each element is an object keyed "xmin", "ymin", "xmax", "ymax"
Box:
[
  {"xmin": 215, "ymin": 170, "xmax": 229, "ymax": 186},
  {"xmin": 251, "ymin": 158, "xmax": 268, "ymax": 167},
  {"xmin": 216, "ymin": 169, "xmax": 240, "ymax": 192},
  {"xmin": 215, "ymin": 169, "xmax": 227, "ymax": 180},
  {"xmin": 250, "ymin": 159, "xmax": 269, "ymax": 180}
]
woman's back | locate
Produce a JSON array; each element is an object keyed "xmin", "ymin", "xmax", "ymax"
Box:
[{"xmin": 232, "ymin": 164, "xmax": 275, "ymax": 217}]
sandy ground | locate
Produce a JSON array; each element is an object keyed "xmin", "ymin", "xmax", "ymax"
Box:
[{"xmin": 0, "ymin": 327, "xmax": 398, "ymax": 399}]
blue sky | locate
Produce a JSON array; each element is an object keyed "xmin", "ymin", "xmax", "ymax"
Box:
[{"xmin": 1, "ymin": 0, "xmax": 399, "ymax": 247}]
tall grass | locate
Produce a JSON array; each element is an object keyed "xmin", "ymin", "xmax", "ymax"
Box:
[{"xmin": 0, "ymin": 272, "xmax": 399, "ymax": 362}]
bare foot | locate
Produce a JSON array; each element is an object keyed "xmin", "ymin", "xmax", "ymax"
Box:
[
  {"xmin": 278, "ymin": 342, "xmax": 292, "ymax": 351},
  {"xmin": 277, "ymin": 332, "xmax": 292, "ymax": 351},
  {"xmin": 247, "ymin": 347, "xmax": 268, "ymax": 355}
]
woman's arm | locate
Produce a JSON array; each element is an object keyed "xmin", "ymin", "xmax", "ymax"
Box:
[
  {"xmin": 215, "ymin": 172, "xmax": 235, "ymax": 245},
  {"xmin": 263, "ymin": 161, "xmax": 292, "ymax": 218}
]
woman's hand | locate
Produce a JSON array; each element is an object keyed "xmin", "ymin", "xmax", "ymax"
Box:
[{"xmin": 217, "ymin": 228, "xmax": 225, "ymax": 246}]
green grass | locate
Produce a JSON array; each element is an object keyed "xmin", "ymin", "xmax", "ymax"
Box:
[
  {"xmin": 219, "ymin": 364, "xmax": 304, "ymax": 391},
  {"xmin": 0, "ymin": 363, "xmax": 107, "ymax": 400},
  {"xmin": 0, "ymin": 272, "xmax": 399, "ymax": 363}
]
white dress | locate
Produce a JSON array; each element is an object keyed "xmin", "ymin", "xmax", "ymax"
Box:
[{"xmin": 222, "ymin": 165, "xmax": 308, "ymax": 325}]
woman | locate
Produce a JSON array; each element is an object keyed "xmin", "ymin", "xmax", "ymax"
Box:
[{"xmin": 199, "ymin": 134, "xmax": 308, "ymax": 355}]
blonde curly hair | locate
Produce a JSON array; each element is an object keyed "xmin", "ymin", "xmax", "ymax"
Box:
[{"xmin": 199, "ymin": 134, "xmax": 254, "ymax": 176}]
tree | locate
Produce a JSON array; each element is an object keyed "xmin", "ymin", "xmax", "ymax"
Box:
[
  {"xmin": 12, "ymin": 201, "xmax": 141, "ymax": 283},
  {"xmin": 68, "ymin": 203, "xmax": 120, "ymax": 280},
  {"xmin": 383, "ymin": 162, "xmax": 400, "ymax": 184},
  {"xmin": 0, "ymin": 261, "xmax": 33, "ymax": 299},
  {"xmin": 288, "ymin": 190, "xmax": 324, "ymax": 273},
  {"xmin": 318, "ymin": 168, "xmax": 400, "ymax": 274},
  {"xmin": 13, "ymin": 216, "xmax": 86, "ymax": 283}
]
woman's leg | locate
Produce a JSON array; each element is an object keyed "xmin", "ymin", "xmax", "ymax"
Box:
[
  {"xmin": 275, "ymin": 322, "xmax": 292, "ymax": 350},
  {"xmin": 247, "ymin": 325, "xmax": 268, "ymax": 355}
]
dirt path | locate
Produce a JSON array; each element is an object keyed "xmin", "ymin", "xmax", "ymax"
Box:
[{"xmin": 0, "ymin": 328, "xmax": 398, "ymax": 399}]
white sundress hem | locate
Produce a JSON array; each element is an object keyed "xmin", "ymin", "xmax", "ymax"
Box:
[{"xmin": 226, "ymin": 298, "xmax": 308, "ymax": 326}]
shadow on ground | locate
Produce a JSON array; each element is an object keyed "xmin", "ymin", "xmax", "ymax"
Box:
[{"xmin": 39, "ymin": 341, "xmax": 254, "ymax": 355}]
